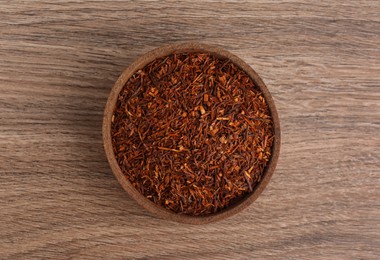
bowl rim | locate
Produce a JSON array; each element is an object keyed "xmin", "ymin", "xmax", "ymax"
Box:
[{"xmin": 102, "ymin": 42, "xmax": 281, "ymax": 224}]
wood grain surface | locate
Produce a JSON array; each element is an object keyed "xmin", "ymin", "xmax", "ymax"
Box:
[{"xmin": 1, "ymin": 1, "xmax": 379, "ymax": 259}]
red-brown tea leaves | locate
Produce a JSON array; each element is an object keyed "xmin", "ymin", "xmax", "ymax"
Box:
[{"xmin": 111, "ymin": 53, "xmax": 274, "ymax": 216}]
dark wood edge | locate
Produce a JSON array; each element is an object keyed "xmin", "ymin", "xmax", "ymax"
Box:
[{"xmin": 102, "ymin": 42, "xmax": 281, "ymax": 224}]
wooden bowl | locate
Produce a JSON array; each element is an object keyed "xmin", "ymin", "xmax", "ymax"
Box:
[{"xmin": 103, "ymin": 43, "xmax": 281, "ymax": 224}]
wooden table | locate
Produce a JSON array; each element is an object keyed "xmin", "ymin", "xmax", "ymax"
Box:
[{"xmin": 1, "ymin": 1, "xmax": 379, "ymax": 259}]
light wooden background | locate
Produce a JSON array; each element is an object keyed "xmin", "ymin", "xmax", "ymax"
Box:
[{"xmin": 1, "ymin": 1, "xmax": 379, "ymax": 259}]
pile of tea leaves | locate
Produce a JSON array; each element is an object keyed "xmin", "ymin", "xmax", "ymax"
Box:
[{"xmin": 111, "ymin": 53, "xmax": 274, "ymax": 216}]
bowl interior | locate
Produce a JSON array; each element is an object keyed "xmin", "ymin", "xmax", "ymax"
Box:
[{"xmin": 103, "ymin": 43, "xmax": 281, "ymax": 224}]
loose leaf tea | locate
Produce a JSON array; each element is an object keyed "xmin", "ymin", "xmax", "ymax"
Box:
[{"xmin": 111, "ymin": 53, "xmax": 274, "ymax": 216}]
